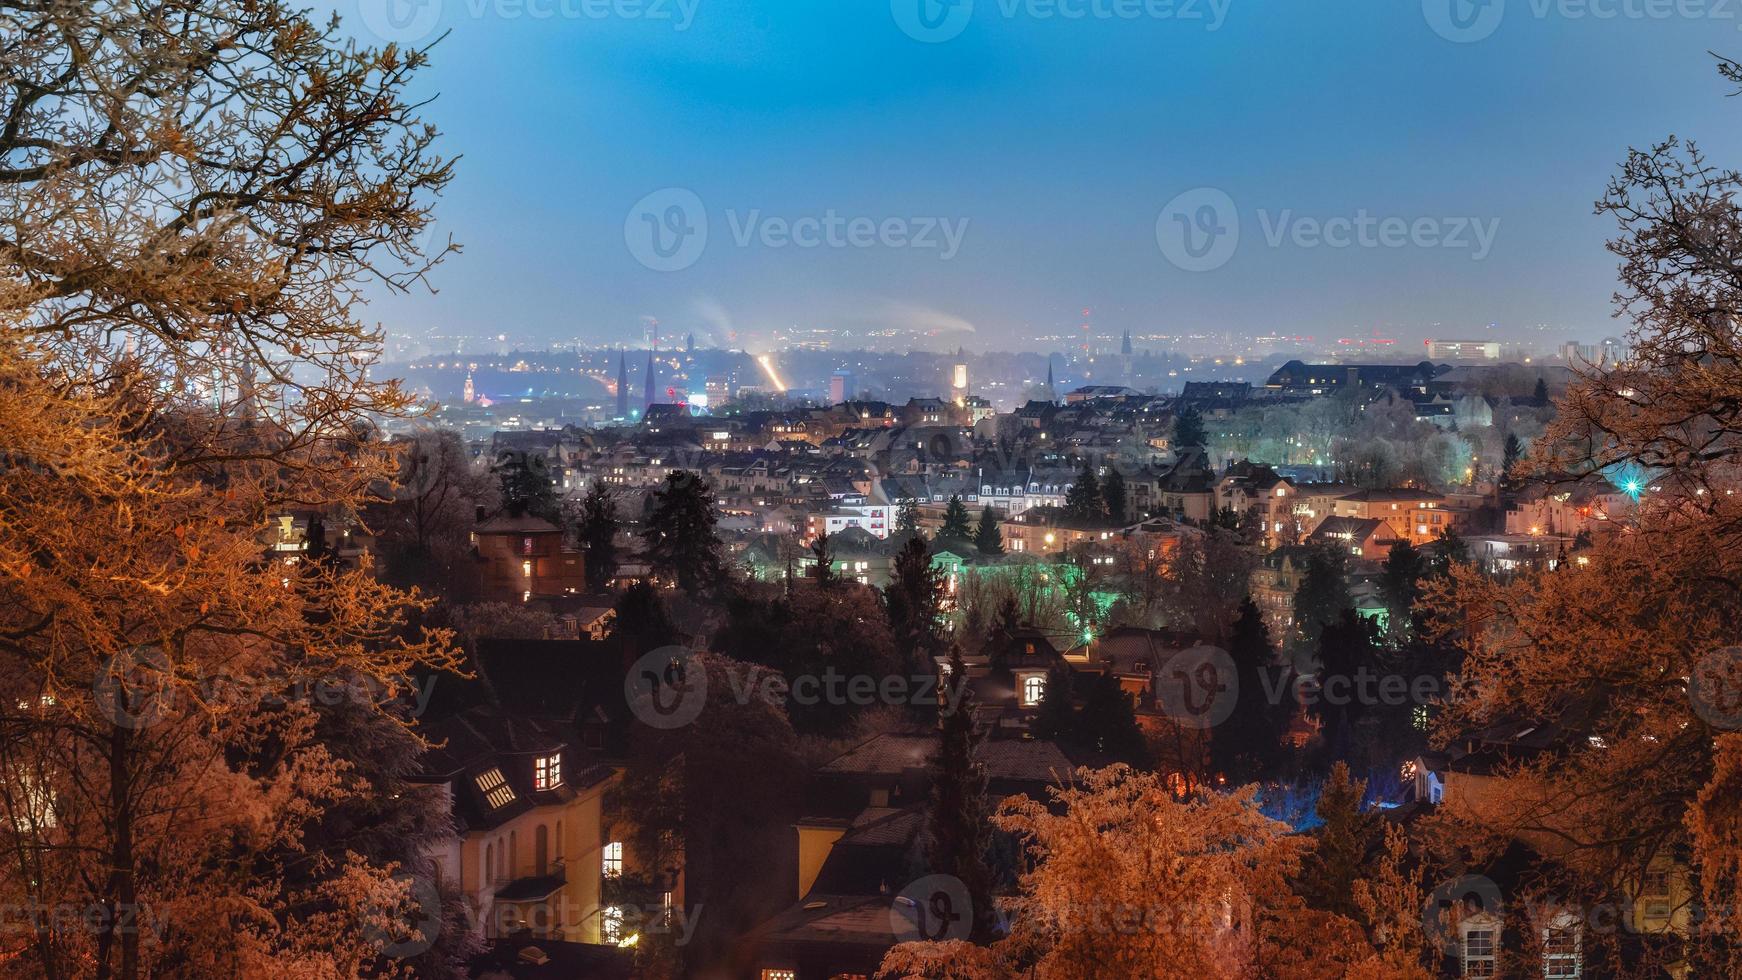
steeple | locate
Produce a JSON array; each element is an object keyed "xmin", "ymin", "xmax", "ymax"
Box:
[
  {"xmin": 615, "ymin": 351, "xmax": 629, "ymax": 418},
  {"xmin": 643, "ymin": 349, "xmax": 657, "ymax": 412},
  {"xmin": 1121, "ymin": 329, "xmax": 1132, "ymax": 357},
  {"xmin": 1045, "ymin": 357, "xmax": 1056, "ymax": 403}
]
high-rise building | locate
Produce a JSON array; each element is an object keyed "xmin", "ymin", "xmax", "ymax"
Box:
[
  {"xmin": 1121, "ymin": 329, "xmax": 1133, "ymax": 356},
  {"xmin": 829, "ymin": 371, "xmax": 855, "ymax": 405},
  {"xmin": 1426, "ymin": 339, "xmax": 1501, "ymax": 361},
  {"xmin": 706, "ymin": 375, "xmax": 732, "ymax": 404}
]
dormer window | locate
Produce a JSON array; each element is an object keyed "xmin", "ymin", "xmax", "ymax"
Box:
[
  {"xmin": 476, "ymin": 767, "xmax": 516, "ymax": 810},
  {"xmin": 534, "ymin": 753, "xmax": 562, "ymax": 790}
]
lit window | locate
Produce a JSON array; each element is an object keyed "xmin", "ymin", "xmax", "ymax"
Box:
[
  {"xmin": 475, "ymin": 768, "xmax": 516, "ymax": 810},
  {"xmin": 603, "ymin": 841, "xmax": 623, "ymax": 878},
  {"xmin": 521, "ymin": 559, "xmax": 533, "ymax": 578},
  {"xmin": 1462, "ymin": 926, "xmax": 1496, "ymax": 977},
  {"xmin": 761, "ymin": 971, "xmax": 797, "ymax": 980},
  {"xmin": 1543, "ymin": 920, "xmax": 1581, "ymax": 978},
  {"xmin": 1022, "ymin": 675, "xmax": 1046, "ymax": 707},
  {"xmin": 534, "ymin": 753, "xmax": 562, "ymax": 790}
]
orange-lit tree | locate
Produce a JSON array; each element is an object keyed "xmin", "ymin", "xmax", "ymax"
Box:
[{"xmin": 0, "ymin": 2, "xmax": 461, "ymax": 977}]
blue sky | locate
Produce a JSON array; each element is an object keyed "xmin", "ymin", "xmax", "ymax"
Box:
[{"xmin": 328, "ymin": 0, "xmax": 1742, "ymax": 352}]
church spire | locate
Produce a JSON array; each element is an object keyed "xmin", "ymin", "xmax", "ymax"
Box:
[{"xmin": 615, "ymin": 351, "xmax": 629, "ymax": 418}]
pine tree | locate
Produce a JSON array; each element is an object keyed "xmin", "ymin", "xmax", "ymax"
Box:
[
  {"xmin": 938, "ymin": 494, "xmax": 974, "ymax": 545},
  {"xmin": 1501, "ymin": 432, "xmax": 1524, "ymax": 490},
  {"xmin": 1173, "ymin": 403, "xmax": 1208, "ymax": 449},
  {"xmin": 495, "ymin": 449, "xmax": 561, "ymax": 523},
  {"xmin": 1063, "ymin": 462, "xmax": 1104, "ymax": 522},
  {"xmin": 1029, "ymin": 665, "xmax": 1076, "ymax": 740},
  {"xmin": 1533, "ymin": 375, "xmax": 1550, "ymax": 406},
  {"xmin": 1102, "ymin": 468, "xmax": 1128, "ymax": 524},
  {"xmin": 885, "ymin": 535, "xmax": 945, "ymax": 674},
  {"xmin": 1079, "ymin": 672, "xmax": 1151, "ymax": 768},
  {"xmin": 973, "ymin": 504, "xmax": 1005, "ymax": 555},
  {"xmin": 896, "ymin": 497, "xmax": 922, "ymax": 537},
  {"xmin": 1291, "ymin": 544, "xmax": 1351, "ymax": 651},
  {"xmin": 1211, "ymin": 597, "xmax": 1288, "ymax": 783},
  {"xmin": 641, "ymin": 470, "xmax": 726, "ymax": 594},
  {"xmin": 1315, "ymin": 609, "xmax": 1381, "ymax": 765},
  {"xmin": 1296, "ymin": 762, "xmax": 1379, "ymax": 921},
  {"xmin": 1377, "ymin": 539, "xmax": 1424, "ymax": 644},
  {"xmin": 576, "ymin": 480, "xmax": 620, "ymax": 593},
  {"xmin": 811, "ymin": 530, "xmax": 835, "ymax": 588},
  {"xmin": 926, "ymin": 648, "xmax": 1000, "ymax": 944}
]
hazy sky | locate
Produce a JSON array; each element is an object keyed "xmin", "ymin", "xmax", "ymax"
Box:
[{"xmin": 328, "ymin": 0, "xmax": 1742, "ymax": 352}]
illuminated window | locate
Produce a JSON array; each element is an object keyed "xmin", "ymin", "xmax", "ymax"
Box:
[
  {"xmin": 1543, "ymin": 920, "xmax": 1581, "ymax": 978},
  {"xmin": 760, "ymin": 971, "xmax": 797, "ymax": 980},
  {"xmin": 534, "ymin": 753, "xmax": 562, "ymax": 791},
  {"xmin": 1461, "ymin": 926, "xmax": 1496, "ymax": 977},
  {"xmin": 521, "ymin": 559, "xmax": 533, "ymax": 578},
  {"xmin": 1022, "ymin": 675, "xmax": 1045, "ymax": 707},
  {"xmin": 475, "ymin": 768, "xmax": 516, "ymax": 810},
  {"xmin": 603, "ymin": 841, "xmax": 623, "ymax": 878}
]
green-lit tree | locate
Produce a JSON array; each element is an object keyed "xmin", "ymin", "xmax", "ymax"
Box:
[
  {"xmin": 641, "ymin": 470, "xmax": 726, "ymax": 594},
  {"xmin": 1063, "ymin": 462, "xmax": 1104, "ymax": 522},
  {"xmin": 576, "ymin": 480, "xmax": 620, "ymax": 593},
  {"xmin": 973, "ymin": 505, "xmax": 1005, "ymax": 556},
  {"xmin": 925, "ymin": 648, "xmax": 1000, "ymax": 944}
]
